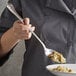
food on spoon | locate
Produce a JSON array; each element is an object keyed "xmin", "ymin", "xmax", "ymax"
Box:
[
  {"xmin": 51, "ymin": 66, "xmax": 73, "ymax": 73},
  {"xmin": 48, "ymin": 51, "xmax": 66, "ymax": 63}
]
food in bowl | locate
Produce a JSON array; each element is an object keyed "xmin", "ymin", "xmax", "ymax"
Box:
[
  {"xmin": 46, "ymin": 64, "xmax": 76, "ymax": 76},
  {"xmin": 51, "ymin": 66, "xmax": 73, "ymax": 73},
  {"xmin": 48, "ymin": 51, "xmax": 66, "ymax": 63}
]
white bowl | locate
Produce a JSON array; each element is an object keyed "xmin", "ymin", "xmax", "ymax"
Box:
[{"xmin": 46, "ymin": 64, "xmax": 76, "ymax": 76}]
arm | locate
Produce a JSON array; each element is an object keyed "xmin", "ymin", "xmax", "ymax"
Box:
[
  {"xmin": 0, "ymin": 27, "xmax": 19, "ymax": 56},
  {"xmin": 0, "ymin": 0, "xmax": 22, "ymax": 57},
  {"xmin": 0, "ymin": 18, "xmax": 35, "ymax": 57}
]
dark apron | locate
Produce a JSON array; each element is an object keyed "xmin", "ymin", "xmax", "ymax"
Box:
[
  {"xmin": 21, "ymin": 0, "xmax": 76, "ymax": 76},
  {"xmin": 0, "ymin": 0, "xmax": 76, "ymax": 76}
]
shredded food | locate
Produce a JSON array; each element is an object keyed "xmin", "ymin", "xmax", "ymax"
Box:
[
  {"xmin": 51, "ymin": 66, "xmax": 72, "ymax": 73},
  {"xmin": 48, "ymin": 51, "xmax": 66, "ymax": 63}
]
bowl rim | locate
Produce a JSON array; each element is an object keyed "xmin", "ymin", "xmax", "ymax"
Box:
[{"xmin": 46, "ymin": 64, "xmax": 76, "ymax": 75}]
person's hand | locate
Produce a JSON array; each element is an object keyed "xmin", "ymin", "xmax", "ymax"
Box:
[{"xmin": 12, "ymin": 18, "xmax": 35, "ymax": 40}]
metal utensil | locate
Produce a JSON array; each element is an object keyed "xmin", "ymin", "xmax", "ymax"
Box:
[{"xmin": 6, "ymin": 3, "xmax": 54, "ymax": 56}]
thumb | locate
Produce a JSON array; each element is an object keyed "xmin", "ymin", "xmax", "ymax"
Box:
[{"xmin": 23, "ymin": 18, "xmax": 30, "ymax": 25}]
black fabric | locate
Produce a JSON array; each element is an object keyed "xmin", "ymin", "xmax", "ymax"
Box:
[
  {"xmin": 0, "ymin": 50, "xmax": 13, "ymax": 66},
  {"xmin": 63, "ymin": 0, "xmax": 76, "ymax": 11},
  {"xmin": 0, "ymin": 0, "xmax": 76, "ymax": 76},
  {"xmin": 63, "ymin": 0, "xmax": 73, "ymax": 10}
]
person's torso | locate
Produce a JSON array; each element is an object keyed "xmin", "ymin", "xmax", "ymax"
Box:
[{"xmin": 21, "ymin": 0, "xmax": 76, "ymax": 76}]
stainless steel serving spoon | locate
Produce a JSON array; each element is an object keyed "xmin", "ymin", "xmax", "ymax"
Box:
[{"xmin": 6, "ymin": 3, "xmax": 55, "ymax": 56}]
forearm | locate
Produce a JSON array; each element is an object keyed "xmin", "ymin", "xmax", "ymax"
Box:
[
  {"xmin": 0, "ymin": 27, "xmax": 20, "ymax": 56},
  {"xmin": 0, "ymin": 18, "xmax": 35, "ymax": 57}
]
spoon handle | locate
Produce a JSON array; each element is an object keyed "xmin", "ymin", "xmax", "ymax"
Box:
[{"xmin": 7, "ymin": 3, "xmax": 46, "ymax": 49}]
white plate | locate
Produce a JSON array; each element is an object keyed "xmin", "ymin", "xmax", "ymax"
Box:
[{"xmin": 46, "ymin": 64, "xmax": 76, "ymax": 76}]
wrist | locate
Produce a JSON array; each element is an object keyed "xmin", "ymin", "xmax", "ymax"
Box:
[{"xmin": 0, "ymin": 27, "xmax": 21, "ymax": 54}]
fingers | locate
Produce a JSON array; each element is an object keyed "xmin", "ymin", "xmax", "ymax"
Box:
[
  {"xmin": 16, "ymin": 18, "xmax": 30, "ymax": 25},
  {"xmin": 17, "ymin": 31, "xmax": 32, "ymax": 40},
  {"xmin": 30, "ymin": 26, "xmax": 35, "ymax": 32},
  {"xmin": 23, "ymin": 18, "xmax": 35, "ymax": 33},
  {"xmin": 13, "ymin": 18, "xmax": 35, "ymax": 40},
  {"xmin": 24, "ymin": 18, "xmax": 30, "ymax": 25}
]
